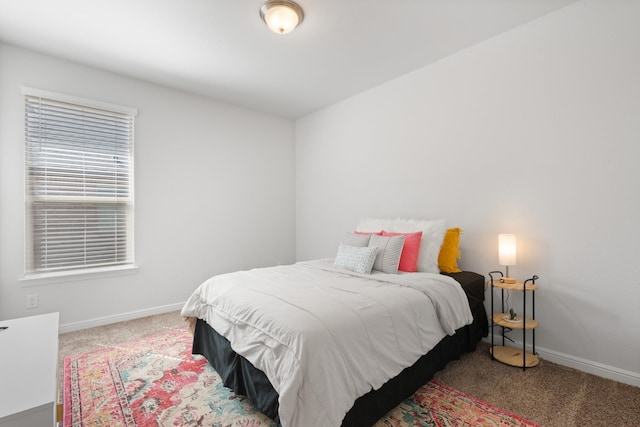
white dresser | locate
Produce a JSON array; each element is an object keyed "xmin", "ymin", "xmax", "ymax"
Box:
[{"xmin": 0, "ymin": 312, "xmax": 59, "ymax": 427}]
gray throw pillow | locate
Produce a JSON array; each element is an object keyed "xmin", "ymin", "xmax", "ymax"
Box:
[
  {"xmin": 369, "ymin": 234, "xmax": 405, "ymax": 274},
  {"xmin": 341, "ymin": 232, "xmax": 372, "ymax": 247}
]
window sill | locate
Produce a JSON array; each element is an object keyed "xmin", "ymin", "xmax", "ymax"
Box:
[{"xmin": 20, "ymin": 264, "xmax": 139, "ymax": 287}]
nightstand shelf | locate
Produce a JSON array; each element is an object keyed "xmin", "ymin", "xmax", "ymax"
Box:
[
  {"xmin": 491, "ymin": 312, "xmax": 539, "ymax": 330},
  {"xmin": 490, "ymin": 345, "xmax": 539, "ymax": 368},
  {"xmin": 489, "ymin": 272, "xmax": 539, "ymax": 370}
]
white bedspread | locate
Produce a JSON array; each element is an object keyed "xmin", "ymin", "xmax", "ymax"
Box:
[{"xmin": 180, "ymin": 259, "xmax": 473, "ymax": 427}]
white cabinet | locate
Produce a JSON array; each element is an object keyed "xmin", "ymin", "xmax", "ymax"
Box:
[{"xmin": 0, "ymin": 313, "xmax": 59, "ymax": 427}]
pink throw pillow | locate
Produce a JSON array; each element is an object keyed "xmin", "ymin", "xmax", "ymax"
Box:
[{"xmin": 381, "ymin": 231, "xmax": 423, "ymax": 272}]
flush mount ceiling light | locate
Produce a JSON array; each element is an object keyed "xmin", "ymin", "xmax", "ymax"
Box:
[{"xmin": 260, "ymin": 0, "xmax": 304, "ymax": 35}]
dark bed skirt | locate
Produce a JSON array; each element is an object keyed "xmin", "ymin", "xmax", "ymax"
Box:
[{"xmin": 192, "ymin": 301, "xmax": 488, "ymax": 426}]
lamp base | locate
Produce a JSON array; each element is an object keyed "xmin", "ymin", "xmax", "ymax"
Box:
[{"xmin": 501, "ymin": 277, "xmax": 516, "ymax": 284}]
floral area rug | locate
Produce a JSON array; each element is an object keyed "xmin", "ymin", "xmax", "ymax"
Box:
[
  {"xmin": 64, "ymin": 328, "xmax": 540, "ymax": 427},
  {"xmin": 374, "ymin": 381, "xmax": 540, "ymax": 427}
]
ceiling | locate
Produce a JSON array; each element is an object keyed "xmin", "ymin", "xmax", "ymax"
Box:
[{"xmin": 0, "ymin": 0, "xmax": 578, "ymax": 119}]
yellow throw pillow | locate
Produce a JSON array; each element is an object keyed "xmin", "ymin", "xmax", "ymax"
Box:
[{"xmin": 438, "ymin": 227, "xmax": 462, "ymax": 273}]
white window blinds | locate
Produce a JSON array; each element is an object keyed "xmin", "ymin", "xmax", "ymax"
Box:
[{"xmin": 24, "ymin": 88, "xmax": 136, "ymax": 275}]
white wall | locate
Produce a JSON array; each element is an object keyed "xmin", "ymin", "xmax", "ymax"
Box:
[
  {"xmin": 0, "ymin": 43, "xmax": 296, "ymax": 330},
  {"xmin": 296, "ymin": 0, "xmax": 640, "ymax": 385}
]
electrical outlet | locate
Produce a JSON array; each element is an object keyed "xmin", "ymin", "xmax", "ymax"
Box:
[{"xmin": 26, "ymin": 294, "xmax": 39, "ymax": 309}]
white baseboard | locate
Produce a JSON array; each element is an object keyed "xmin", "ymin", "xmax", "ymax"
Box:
[
  {"xmin": 484, "ymin": 334, "xmax": 640, "ymax": 388},
  {"xmin": 58, "ymin": 302, "xmax": 185, "ymax": 334}
]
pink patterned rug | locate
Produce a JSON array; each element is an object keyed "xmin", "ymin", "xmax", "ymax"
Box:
[
  {"xmin": 376, "ymin": 381, "xmax": 540, "ymax": 427},
  {"xmin": 64, "ymin": 328, "xmax": 540, "ymax": 427}
]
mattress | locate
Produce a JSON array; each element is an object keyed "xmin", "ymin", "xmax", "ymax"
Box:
[{"xmin": 186, "ymin": 263, "xmax": 488, "ymax": 426}]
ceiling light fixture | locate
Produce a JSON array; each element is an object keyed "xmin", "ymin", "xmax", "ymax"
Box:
[{"xmin": 260, "ymin": 0, "xmax": 304, "ymax": 35}]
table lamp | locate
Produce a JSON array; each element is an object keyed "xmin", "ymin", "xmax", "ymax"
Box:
[{"xmin": 498, "ymin": 234, "xmax": 517, "ymax": 284}]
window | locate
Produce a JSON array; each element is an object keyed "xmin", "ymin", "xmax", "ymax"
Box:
[{"xmin": 23, "ymin": 88, "xmax": 136, "ymax": 276}]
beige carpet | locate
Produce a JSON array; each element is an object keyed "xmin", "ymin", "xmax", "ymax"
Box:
[{"xmin": 58, "ymin": 311, "xmax": 640, "ymax": 426}]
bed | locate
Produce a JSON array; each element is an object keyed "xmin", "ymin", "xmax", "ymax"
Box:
[{"xmin": 181, "ymin": 220, "xmax": 488, "ymax": 427}]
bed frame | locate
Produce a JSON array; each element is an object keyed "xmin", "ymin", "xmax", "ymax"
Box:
[{"xmin": 192, "ymin": 271, "xmax": 488, "ymax": 426}]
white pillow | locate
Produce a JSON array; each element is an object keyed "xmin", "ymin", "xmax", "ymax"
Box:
[
  {"xmin": 356, "ymin": 218, "xmax": 447, "ymax": 273},
  {"xmin": 369, "ymin": 234, "xmax": 404, "ymax": 274},
  {"xmin": 334, "ymin": 244, "xmax": 378, "ymax": 274}
]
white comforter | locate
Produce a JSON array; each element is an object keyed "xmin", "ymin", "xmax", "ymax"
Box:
[{"xmin": 180, "ymin": 259, "xmax": 473, "ymax": 427}]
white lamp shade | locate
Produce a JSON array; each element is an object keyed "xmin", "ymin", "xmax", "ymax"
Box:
[
  {"xmin": 261, "ymin": 3, "xmax": 302, "ymax": 34},
  {"xmin": 498, "ymin": 234, "xmax": 517, "ymax": 266}
]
